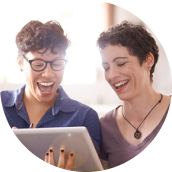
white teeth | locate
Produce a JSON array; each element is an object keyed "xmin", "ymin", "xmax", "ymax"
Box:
[
  {"xmin": 39, "ymin": 82, "xmax": 54, "ymax": 86},
  {"xmin": 115, "ymin": 80, "xmax": 128, "ymax": 87}
]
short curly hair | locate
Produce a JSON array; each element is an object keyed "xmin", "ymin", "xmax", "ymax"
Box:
[
  {"xmin": 97, "ymin": 21, "xmax": 159, "ymax": 83},
  {"xmin": 16, "ymin": 20, "xmax": 70, "ymax": 58}
]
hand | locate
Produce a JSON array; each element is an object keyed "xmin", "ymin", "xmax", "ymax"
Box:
[
  {"xmin": 45, "ymin": 147, "xmax": 74, "ymax": 170},
  {"xmin": 12, "ymin": 126, "xmax": 18, "ymax": 129}
]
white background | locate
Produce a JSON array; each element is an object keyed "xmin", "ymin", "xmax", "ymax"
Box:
[{"xmin": 0, "ymin": 0, "xmax": 172, "ymax": 171}]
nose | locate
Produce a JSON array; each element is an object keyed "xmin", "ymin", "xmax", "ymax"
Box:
[
  {"xmin": 105, "ymin": 66, "xmax": 120, "ymax": 82},
  {"xmin": 42, "ymin": 63, "xmax": 54, "ymax": 78}
]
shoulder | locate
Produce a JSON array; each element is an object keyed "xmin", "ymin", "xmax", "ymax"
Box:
[
  {"xmin": 59, "ymin": 86, "xmax": 97, "ymax": 114},
  {"xmin": 1, "ymin": 89, "xmax": 18, "ymax": 96},
  {"xmin": 1, "ymin": 89, "xmax": 19, "ymax": 107},
  {"xmin": 1, "ymin": 85, "xmax": 25, "ymax": 107},
  {"xmin": 162, "ymin": 95, "xmax": 171, "ymax": 106},
  {"xmin": 59, "ymin": 96, "xmax": 98, "ymax": 119},
  {"xmin": 157, "ymin": 94, "xmax": 171, "ymax": 117},
  {"xmin": 100, "ymin": 108, "xmax": 115, "ymax": 124},
  {"xmin": 71, "ymin": 99, "xmax": 98, "ymax": 115},
  {"xmin": 100, "ymin": 105, "xmax": 121, "ymax": 120}
]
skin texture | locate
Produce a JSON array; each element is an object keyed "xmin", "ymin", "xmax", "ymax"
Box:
[
  {"xmin": 101, "ymin": 44, "xmax": 154, "ymax": 102},
  {"xmin": 101, "ymin": 44, "xmax": 171, "ymax": 146},
  {"xmin": 17, "ymin": 49, "xmax": 65, "ymax": 105},
  {"xmin": 14, "ymin": 48, "xmax": 74, "ymax": 169},
  {"xmin": 17, "ymin": 49, "xmax": 65, "ymax": 128}
]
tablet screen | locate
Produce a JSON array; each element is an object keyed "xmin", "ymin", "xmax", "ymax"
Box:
[{"xmin": 13, "ymin": 127, "xmax": 103, "ymax": 171}]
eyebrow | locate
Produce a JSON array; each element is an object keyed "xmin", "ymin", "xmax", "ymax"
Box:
[
  {"xmin": 33, "ymin": 55, "xmax": 65, "ymax": 60},
  {"xmin": 102, "ymin": 56, "xmax": 128, "ymax": 65},
  {"xmin": 112, "ymin": 56, "xmax": 128, "ymax": 62}
]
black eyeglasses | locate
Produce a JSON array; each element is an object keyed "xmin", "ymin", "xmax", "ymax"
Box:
[{"xmin": 23, "ymin": 55, "xmax": 67, "ymax": 72}]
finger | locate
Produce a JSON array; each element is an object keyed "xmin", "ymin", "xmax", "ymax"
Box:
[
  {"xmin": 48, "ymin": 147, "xmax": 55, "ymax": 166},
  {"xmin": 12, "ymin": 126, "xmax": 18, "ymax": 129},
  {"xmin": 65, "ymin": 152, "xmax": 74, "ymax": 170},
  {"xmin": 44, "ymin": 152, "xmax": 49, "ymax": 163},
  {"xmin": 58, "ymin": 148, "xmax": 65, "ymax": 169}
]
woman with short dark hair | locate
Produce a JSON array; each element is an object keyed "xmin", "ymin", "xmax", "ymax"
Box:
[
  {"xmin": 97, "ymin": 21, "xmax": 171, "ymax": 168},
  {"xmin": 1, "ymin": 20, "xmax": 102, "ymax": 170}
]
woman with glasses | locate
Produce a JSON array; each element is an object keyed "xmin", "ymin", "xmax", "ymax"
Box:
[
  {"xmin": 1, "ymin": 20, "xmax": 101, "ymax": 170},
  {"xmin": 97, "ymin": 21, "xmax": 171, "ymax": 169}
]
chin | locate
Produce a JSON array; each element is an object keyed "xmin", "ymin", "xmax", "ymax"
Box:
[
  {"xmin": 115, "ymin": 92, "xmax": 131, "ymax": 101},
  {"xmin": 37, "ymin": 96, "xmax": 56, "ymax": 104},
  {"xmin": 37, "ymin": 91, "xmax": 58, "ymax": 103}
]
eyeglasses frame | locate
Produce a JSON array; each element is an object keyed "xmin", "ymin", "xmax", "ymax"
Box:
[{"xmin": 22, "ymin": 55, "xmax": 68, "ymax": 72}]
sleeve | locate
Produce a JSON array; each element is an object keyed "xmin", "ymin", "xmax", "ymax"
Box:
[
  {"xmin": 100, "ymin": 117, "xmax": 108, "ymax": 161},
  {"xmin": 100, "ymin": 138, "xmax": 108, "ymax": 161},
  {"xmin": 83, "ymin": 108, "xmax": 102, "ymax": 155}
]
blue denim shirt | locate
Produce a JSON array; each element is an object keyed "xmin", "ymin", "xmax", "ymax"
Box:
[{"xmin": 1, "ymin": 85, "xmax": 102, "ymax": 151}]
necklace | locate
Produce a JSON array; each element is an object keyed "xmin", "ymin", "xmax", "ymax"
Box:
[{"xmin": 121, "ymin": 94, "xmax": 163, "ymax": 139}]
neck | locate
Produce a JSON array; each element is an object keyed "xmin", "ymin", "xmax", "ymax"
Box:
[
  {"xmin": 23, "ymin": 87, "xmax": 57, "ymax": 109},
  {"xmin": 123, "ymin": 90, "xmax": 161, "ymax": 120}
]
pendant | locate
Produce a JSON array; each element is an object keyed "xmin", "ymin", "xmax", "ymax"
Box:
[{"xmin": 134, "ymin": 129, "xmax": 141, "ymax": 139}]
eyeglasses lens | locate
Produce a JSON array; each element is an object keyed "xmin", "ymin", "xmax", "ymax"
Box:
[
  {"xmin": 31, "ymin": 60, "xmax": 66, "ymax": 71},
  {"xmin": 51, "ymin": 60, "xmax": 65, "ymax": 71},
  {"xmin": 31, "ymin": 60, "xmax": 46, "ymax": 71}
]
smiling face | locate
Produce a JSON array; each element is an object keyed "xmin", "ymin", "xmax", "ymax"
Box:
[
  {"xmin": 101, "ymin": 44, "xmax": 152, "ymax": 101},
  {"xmin": 18, "ymin": 48, "xmax": 65, "ymax": 105}
]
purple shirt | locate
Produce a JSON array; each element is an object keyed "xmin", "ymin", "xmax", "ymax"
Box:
[{"xmin": 100, "ymin": 105, "xmax": 169, "ymax": 168}]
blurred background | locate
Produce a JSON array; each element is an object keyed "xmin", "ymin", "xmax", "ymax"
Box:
[{"xmin": 0, "ymin": 0, "xmax": 172, "ymax": 117}]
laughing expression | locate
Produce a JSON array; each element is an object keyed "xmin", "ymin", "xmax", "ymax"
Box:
[
  {"xmin": 19, "ymin": 49, "xmax": 65, "ymax": 104},
  {"xmin": 101, "ymin": 44, "xmax": 150, "ymax": 101}
]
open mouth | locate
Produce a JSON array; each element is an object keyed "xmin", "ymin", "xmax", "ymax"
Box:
[
  {"xmin": 37, "ymin": 82, "xmax": 55, "ymax": 93},
  {"xmin": 115, "ymin": 80, "xmax": 129, "ymax": 89}
]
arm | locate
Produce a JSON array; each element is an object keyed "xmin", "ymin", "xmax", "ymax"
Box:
[
  {"xmin": 101, "ymin": 159, "xmax": 109, "ymax": 170},
  {"xmin": 83, "ymin": 108, "xmax": 102, "ymax": 155}
]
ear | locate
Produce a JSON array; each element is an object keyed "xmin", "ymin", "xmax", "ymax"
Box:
[
  {"xmin": 17, "ymin": 56, "xmax": 23, "ymax": 71},
  {"xmin": 144, "ymin": 53, "xmax": 154, "ymax": 69}
]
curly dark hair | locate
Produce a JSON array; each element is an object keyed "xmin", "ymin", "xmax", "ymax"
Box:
[
  {"xmin": 97, "ymin": 21, "xmax": 159, "ymax": 83},
  {"xmin": 16, "ymin": 20, "xmax": 70, "ymax": 59}
]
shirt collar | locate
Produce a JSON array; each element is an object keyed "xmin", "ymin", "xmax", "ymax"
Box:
[
  {"xmin": 3, "ymin": 85, "xmax": 77, "ymax": 115},
  {"xmin": 53, "ymin": 85, "xmax": 77, "ymax": 115},
  {"xmin": 16, "ymin": 85, "xmax": 25, "ymax": 110}
]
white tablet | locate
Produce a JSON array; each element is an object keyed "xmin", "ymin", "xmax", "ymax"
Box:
[{"xmin": 13, "ymin": 127, "xmax": 103, "ymax": 171}]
